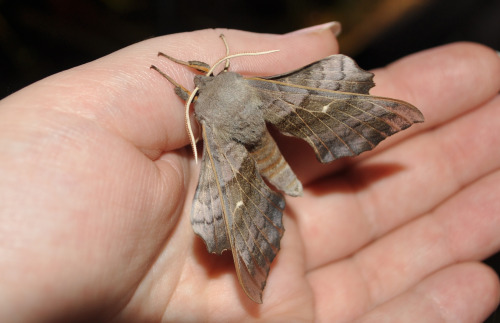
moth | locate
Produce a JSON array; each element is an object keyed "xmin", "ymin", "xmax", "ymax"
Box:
[{"xmin": 151, "ymin": 35, "xmax": 424, "ymax": 303}]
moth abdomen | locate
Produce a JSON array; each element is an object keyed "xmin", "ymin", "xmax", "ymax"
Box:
[{"xmin": 248, "ymin": 130, "xmax": 302, "ymax": 197}]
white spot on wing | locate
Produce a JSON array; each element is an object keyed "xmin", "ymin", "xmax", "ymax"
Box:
[{"xmin": 233, "ymin": 200, "xmax": 244, "ymax": 213}]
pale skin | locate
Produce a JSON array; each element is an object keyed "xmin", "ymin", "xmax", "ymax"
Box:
[{"xmin": 0, "ymin": 25, "xmax": 499, "ymax": 322}]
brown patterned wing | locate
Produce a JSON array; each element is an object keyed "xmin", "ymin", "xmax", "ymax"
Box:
[
  {"xmin": 191, "ymin": 132, "xmax": 231, "ymax": 254},
  {"xmin": 247, "ymin": 54, "xmax": 424, "ymax": 163},
  {"xmin": 258, "ymin": 54, "xmax": 376, "ymax": 94},
  {"xmin": 191, "ymin": 122, "xmax": 285, "ymax": 303}
]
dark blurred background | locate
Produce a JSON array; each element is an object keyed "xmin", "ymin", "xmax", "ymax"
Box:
[{"xmin": 1, "ymin": 0, "xmax": 499, "ymax": 320}]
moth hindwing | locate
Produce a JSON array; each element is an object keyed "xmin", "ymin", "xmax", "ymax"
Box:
[{"xmin": 152, "ymin": 41, "xmax": 423, "ymax": 304}]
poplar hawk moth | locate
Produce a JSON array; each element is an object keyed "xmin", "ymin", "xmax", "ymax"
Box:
[{"xmin": 151, "ymin": 35, "xmax": 424, "ymax": 303}]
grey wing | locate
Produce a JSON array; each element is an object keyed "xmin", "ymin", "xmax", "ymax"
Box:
[
  {"xmin": 191, "ymin": 135, "xmax": 231, "ymax": 254},
  {"xmin": 260, "ymin": 54, "xmax": 375, "ymax": 94},
  {"xmin": 247, "ymin": 54, "xmax": 424, "ymax": 163},
  {"xmin": 191, "ymin": 122, "xmax": 285, "ymax": 303}
]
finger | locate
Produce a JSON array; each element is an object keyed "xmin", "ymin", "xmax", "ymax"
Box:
[
  {"xmin": 373, "ymin": 42, "xmax": 500, "ymax": 129},
  {"xmin": 1, "ymin": 27, "xmax": 338, "ymax": 160},
  {"xmin": 307, "ymin": 171, "xmax": 500, "ymax": 321},
  {"xmin": 356, "ymin": 263, "xmax": 500, "ymax": 323}
]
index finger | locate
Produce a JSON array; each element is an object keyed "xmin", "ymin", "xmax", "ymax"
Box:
[{"xmin": 1, "ymin": 27, "xmax": 339, "ymax": 160}]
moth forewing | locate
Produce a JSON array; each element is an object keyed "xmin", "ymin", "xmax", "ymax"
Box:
[
  {"xmin": 194, "ymin": 121, "xmax": 285, "ymax": 303},
  {"xmin": 152, "ymin": 41, "xmax": 423, "ymax": 304},
  {"xmin": 190, "ymin": 125, "xmax": 230, "ymax": 254},
  {"xmin": 246, "ymin": 55, "xmax": 423, "ymax": 163},
  {"xmin": 254, "ymin": 54, "xmax": 375, "ymax": 94}
]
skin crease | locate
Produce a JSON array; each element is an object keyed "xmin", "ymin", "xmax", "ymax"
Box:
[{"xmin": 0, "ymin": 25, "xmax": 499, "ymax": 322}]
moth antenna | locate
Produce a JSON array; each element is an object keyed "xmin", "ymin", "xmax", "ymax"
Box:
[
  {"xmin": 219, "ymin": 34, "xmax": 230, "ymax": 72},
  {"xmin": 185, "ymin": 87, "xmax": 200, "ymax": 164},
  {"xmin": 207, "ymin": 50, "xmax": 280, "ymax": 76},
  {"xmin": 150, "ymin": 65, "xmax": 191, "ymax": 100},
  {"xmin": 157, "ymin": 52, "xmax": 210, "ymax": 73}
]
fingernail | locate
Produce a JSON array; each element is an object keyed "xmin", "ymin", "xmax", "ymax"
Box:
[{"xmin": 287, "ymin": 21, "xmax": 342, "ymax": 37}]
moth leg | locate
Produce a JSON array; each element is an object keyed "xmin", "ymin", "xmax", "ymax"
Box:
[
  {"xmin": 219, "ymin": 34, "xmax": 230, "ymax": 72},
  {"xmin": 150, "ymin": 65, "xmax": 191, "ymax": 101},
  {"xmin": 157, "ymin": 52, "xmax": 210, "ymax": 73}
]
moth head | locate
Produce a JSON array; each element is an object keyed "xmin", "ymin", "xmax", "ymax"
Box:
[{"xmin": 193, "ymin": 74, "xmax": 210, "ymax": 89}]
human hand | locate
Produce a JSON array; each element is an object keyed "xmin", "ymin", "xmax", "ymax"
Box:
[{"xmin": 0, "ymin": 25, "xmax": 499, "ymax": 322}]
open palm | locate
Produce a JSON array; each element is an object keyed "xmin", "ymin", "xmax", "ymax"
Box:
[{"xmin": 1, "ymin": 28, "xmax": 499, "ymax": 322}]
